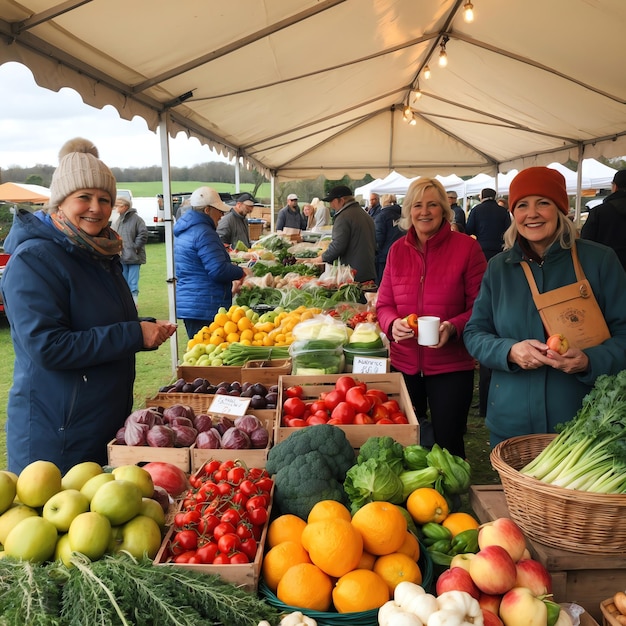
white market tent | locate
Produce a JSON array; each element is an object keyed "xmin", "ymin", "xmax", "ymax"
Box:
[
  {"xmin": 371, "ymin": 173, "xmax": 465, "ymax": 197},
  {"xmin": 2, "ymin": 0, "xmax": 625, "ymax": 367}
]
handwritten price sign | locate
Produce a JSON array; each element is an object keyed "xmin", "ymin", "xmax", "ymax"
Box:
[
  {"xmin": 352, "ymin": 356, "xmax": 389, "ymax": 374},
  {"xmin": 208, "ymin": 394, "xmax": 252, "ymax": 417}
]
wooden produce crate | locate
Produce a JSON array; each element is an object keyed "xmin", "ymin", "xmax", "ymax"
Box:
[
  {"xmin": 275, "ymin": 373, "xmax": 419, "ymax": 449},
  {"xmin": 470, "ymin": 485, "xmax": 626, "ymax": 623},
  {"xmin": 601, "ymin": 597, "xmax": 622, "ymax": 626},
  {"xmin": 190, "ymin": 413, "xmax": 275, "ymax": 472},
  {"xmin": 154, "ymin": 484, "xmax": 273, "ymax": 592},
  {"xmin": 240, "ymin": 358, "xmax": 292, "ymax": 388},
  {"xmin": 107, "ymin": 439, "xmax": 190, "ymax": 472},
  {"xmin": 176, "ymin": 365, "xmax": 242, "ymax": 384}
]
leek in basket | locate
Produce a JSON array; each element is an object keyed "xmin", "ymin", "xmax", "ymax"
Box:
[{"xmin": 520, "ymin": 370, "xmax": 626, "ymax": 493}]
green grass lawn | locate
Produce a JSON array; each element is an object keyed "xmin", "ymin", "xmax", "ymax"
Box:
[
  {"xmin": 0, "ymin": 242, "xmax": 498, "ymax": 488},
  {"xmin": 119, "ymin": 181, "xmax": 272, "ymax": 201}
]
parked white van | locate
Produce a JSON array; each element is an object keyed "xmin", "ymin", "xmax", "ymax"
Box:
[{"xmin": 132, "ymin": 196, "xmax": 165, "ymax": 242}]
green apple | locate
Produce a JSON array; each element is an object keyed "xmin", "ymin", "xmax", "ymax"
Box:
[
  {"xmin": 16, "ymin": 460, "xmax": 62, "ymax": 508},
  {"xmin": 111, "ymin": 465, "xmax": 154, "ymax": 498},
  {"xmin": 139, "ymin": 497, "xmax": 166, "ymax": 529},
  {"xmin": 80, "ymin": 472, "xmax": 115, "ymax": 501},
  {"xmin": 62, "ymin": 461, "xmax": 104, "ymax": 491},
  {"xmin": 54, "ymin": 532, "xmax": 73, "ymax": 567},
  {"xmin": 42, "ymin": 489, "xmax": 90, "ymax": 532},
  {"xmin": 4, "ymin": 516, "xmax": 58, "ymax": 562},
  {"xmin": 90, "ymin": 479, "xmax": 142, "ymax": 525},
  {"xmin": 111, "ymin": 515, "xmax": 163, "ymax": 559},
  {"xmin": 0, "ymin": 504, "xmax": 39, "ymax": 544},
  {"xmin": 0, "ymin": 471, "xmax": 17, "ymax": 515},
  {"xmin": 68, "ymin": 511, "xmax": 112, "ymax": 561}
]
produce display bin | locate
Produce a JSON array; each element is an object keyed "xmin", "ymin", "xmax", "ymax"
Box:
[
  {"xmin": 190, "ymin": 413, "xmax": 275, "ymax": 472},
  {"xmin": 176, "ymin": 365, "xmax": 242, "ymax": 384},
  {"xmin": 275, "ymin": 373, "xmax": 419, "ymax": 449},
  {"xmin": 601, "ymin": 597, "xmax": 622, "ymax": 626},
  {"xmin": 469, "ymin": 484, "xmax": 626, "ymax": 623},
  {"xmin": 106, "ymin": 440, "xmax": 190, "ymax": 472},
  {"xmin": 154, "ymin": 483, "xmax": 273, "ymax": 592},
  {"xmin": 240, "ymin": 358, "xmax": 292, "ymax": 387}
]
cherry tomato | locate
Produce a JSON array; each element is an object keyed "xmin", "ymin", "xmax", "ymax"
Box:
[
  {"xmin": 182, "ymin": 510, "xmax": 201, "ymax": 527},
  {"xmin": 219, "ymin": 460, "xmax": 236, "ymax": 472},
  {"xmin": 239, "ymin": 479, "xmax": 257, "ymax": 497},
  {"xmin": 213, "ymin": 469, "xmax": 229, "ymax": 483},
  {"xmin": 188, "ymin": 474, "xmax": 201, "ymax": 489},
  {"xmin": 354, "ymin": 412, "xmax": 375, "ymax": 424},
  {"xmin": 254, "ymin": 477, "xmax": 274, "ymax": 493},
  {"xmin": 231, "ymin": 491, "xmax": 248, "ymax": 507},
  {"xmin": 285, "ymin": 385, "xmax": 304, "ymax": 399},
  {"xmin": 213, "ymin": 521, "xmax": 237, "ymax": 541},
  {"xmin": 248, "ymin": 506, "xmax": 268, "ymax": 526},
  {"xmin": 220, "ymin": 508, "xmax": 241, "ymax": 527},
  {"xmin": 229, "ymin": 551, "xmax": 250, "ymax": 564},
  {"xmin": 198, "ymin": 513, "xmax": 220, "ymax": 536},
  {"xmin": 240, "ymin": 537, "xmax": 258, "ymax": 560},
  {"xmin": 213, "ymin": 553, "xmax": 230, "ymax": 565},
  {"xmin": 330, "ymin": 401, "xmax": 356, "ymax": 424},
  {"xmin": 196, "ymin": 542, "xmax": 219, "ymax": 564},
  {"xmin": 217, "ymin": 533, "xmax": 241, "ymax": 554},
  {"xmin": 216, "ymin": 482, "xmax": 233, "ymax": 497},
  {"xmin": 236, "ymin": 522, "xmax": 254, "ymax": 540},
  {"xmin": 227, "ymin": 466, "xmax": 247, "ymax": 485},
  {"xmin": 247, "ymin": 494, "xmax": 270, "ymax": 511},
  {"xmin": 202, "ymin": 459, "xmax": 221, "ymax": 477},
  {"xmin": 174, "ymin": 550, "xmax": 199, "ymax": 564},
  {"xmin": 173, "ymin": 529, "xmax": 198, "ymax": 551},
  {"xmin": 173, "ymin": 512, "xmax": 186, "ymax": 528}
]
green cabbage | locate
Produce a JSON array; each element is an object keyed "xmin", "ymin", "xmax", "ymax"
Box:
[{"xmin": 344, "ymin": 458, "xmax": 404, "ymax": 511}]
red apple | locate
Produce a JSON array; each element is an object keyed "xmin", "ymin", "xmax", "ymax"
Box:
[
  {"xmin": 499, "ymin": 586, "xmax": 547, "ymax": 626},
  {"xmin": 436, "ymin": 566, "xmax": 480, "ymax": 599},
  {"xmin": 469, "ymin": 545, "xmax": 517, "ymax": 595},
  {"xmin": 483, "ymin": 609, "xmax": 504, "ymax": 626},
  {"xmin": 450, "ymin": 552, "xmax": 475, "ymax": 573},
  {"xmin": 478, "ymin": 517, "xmax": 527, "ymax": 562},
  {"xmin": 479, "ymin": 592, "xmax": 503, "ymax": 616},
  {"xmin": 515, "ymin": 559, "xmax": 552, "ymax": 596}
]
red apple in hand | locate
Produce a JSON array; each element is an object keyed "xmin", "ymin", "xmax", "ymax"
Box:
[
  {"xmin": 469, "ymin": 545, "xmax": 517, "ymax": 595},
  {"xmin": 483, "ymin": 609, "xmax": 504, "ymax": 626},
  {"xmin": 478, "ymin": 517, "xmax": 527, "ymax": 562},
  {"xmin": 515, "ymin": 559, "xmax": 552, "ymax": 596},
  {"xmin": 499, "ymin": 587, "xmax": 547, "ymax": 626},
  {"xmin": 479, "ymin": 592, "xmax": 503, "ymax": 616},
  {"xmin": 436, "ymin": 566, "xmax": 480, "ymax": 599}
]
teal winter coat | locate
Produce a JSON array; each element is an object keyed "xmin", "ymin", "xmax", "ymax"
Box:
[{"xmin": 464, "ymin": 238, "xmax": 626, "ymax": 445}]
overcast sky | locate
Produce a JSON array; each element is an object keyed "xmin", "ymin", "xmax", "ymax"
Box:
[{"xmin": 0, "ymin": 62, "xmax": 230, "ymax": 170}]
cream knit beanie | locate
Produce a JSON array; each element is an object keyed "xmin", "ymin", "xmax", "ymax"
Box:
[{"xmin": 49, "ymin": 138, "xmax": 117, "ymax": 207}]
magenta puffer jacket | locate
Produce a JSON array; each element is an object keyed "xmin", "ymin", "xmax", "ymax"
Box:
[{"xmin": 376, "ymin": 223, "xmax": 487, "ymax": 376}]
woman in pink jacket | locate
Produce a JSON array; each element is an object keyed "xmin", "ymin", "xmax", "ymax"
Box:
[{"xmin": 376, "ymin": 178, "xmax": 487, "ymax": 457}]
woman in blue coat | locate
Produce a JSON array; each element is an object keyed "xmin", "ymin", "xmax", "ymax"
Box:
[
  {"xmin": 464, "ymin": 167, "xmax": 626, "ymax": 446},
  {"xmin": 173, "ymin": 186, "xmax": 251, "ymax": 339},
  {"xmin": 1, "ymin": 138, "xmax": 176, "ymax": 474}
]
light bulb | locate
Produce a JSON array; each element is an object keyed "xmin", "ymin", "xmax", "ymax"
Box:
[
  {"xmin": 403, "ymin": 106, "xmax": 412, "ymax": 121},
  {"xmin": 464, "ymin": 1, "xmax": 474, "ymax": 23},
  {"xmin": 412, "ymin": 89, "xmax": 422, "ymax": 101},
  {"xmin": 439, "ymin": 48, "xmax": 448, "ymax": 67},
  {"xmin": 409, "ymin": 117, "xmax": 417, "ymax": 126},
  {"xmin": 423, "ymin": 65, "xmax": 431, "ymax": 80}
]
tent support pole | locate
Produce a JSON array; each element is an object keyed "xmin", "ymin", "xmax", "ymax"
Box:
[
  {"xmin": 574, "ymin": 145, "xmax": 583, "ymax": 228},
  {"xmin": 158, "ymin": 112, "xmax": 179, "ymax": 374}
]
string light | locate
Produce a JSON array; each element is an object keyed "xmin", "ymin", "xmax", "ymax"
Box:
[
  {"xmin": 463, "ymin": 1, "xmax": 474, "ymax": 23},
  {"xmin": 439, "ymin": 36, "xmax": 449, "ymax": 68},
  {"xmin": 423, "ymin": 65, "xmax": 431, "ymax": 80},
  {"xmin": 412, "ymin": 88, "xmax": 422, "ymax": 101},
  {"xmin": 403, "ymin": 105, "xmax": 413, "ymax": 121}
]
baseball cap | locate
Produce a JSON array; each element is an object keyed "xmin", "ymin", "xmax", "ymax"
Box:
[
  {"xmin": 287, "ymin": 193, "xmax": 298, "ymax": 201},
  {"xmin": 236, "ymin": 192, "xmax": 256, "ymax": 206},
  {"xmin": 322, "ymin": 185, "xmax": 353, "ymax": 202},
  {"xmin": 189, "ymin": 186, "xmax": 230, "ymax": 212}
]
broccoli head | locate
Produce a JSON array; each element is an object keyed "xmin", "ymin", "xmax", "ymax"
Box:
[
  {"xmin": 357, "ymin": 436, "xmax": 405, "ymax": 474},
  {"xmin": 266, "ymin": 424, "xmax": 356, "ymax": 479},
  {"xmin": 273, "ymin": 450, "xmax": 349, "ymax": 519}
]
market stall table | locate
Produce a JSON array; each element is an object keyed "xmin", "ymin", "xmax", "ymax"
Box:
[{"xmin": 469, "ymin": 485, "xmax": 626, "ymax": 623}]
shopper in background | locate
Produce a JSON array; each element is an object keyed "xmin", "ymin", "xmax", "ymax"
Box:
[
  {"xmin": 376, "ymin": 178, "xmax": 487, "ymax": 457},
  {"xmin": 1, "ymin": 137, "xmax": 176, "ymax": 474},
  {"xmin": 368, "ymin": 192, "xmax": 382, "ymax": 219},
  {"xmin": 174, "ymin": 186, "xmax": 252, "ymax": 340},
  {"xmin": 217, "ymin": 192, "xmax": 256, "ymax": 250},
  {"xmin": 302, "ymin": 197, "xmax": 331, "ymax": 231},
  {"xmin": 374, "ymin": 193, "xmax": 404, "ymax": 285},
  {"xmin": 446, "ymin": 190, "xmax": 466, "ymax": 230},
  {"xmin": 464, "ymin": 166, "xmax": 626, "ymax": 447},
  {"xmin": 111, "ymin": 196, "xmax": 148, "ymax": 306},
  {"xmin": 276, "ymin": 193, "xmax": 306, "ymax": 231},
  {"xmin": 310, "ymin": 185, "xmax": 377, "ymax": 284}
]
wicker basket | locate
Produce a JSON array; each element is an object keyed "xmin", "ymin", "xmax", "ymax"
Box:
[
  {"xmin": 601, "ymin": 597, "xmax": 621, "ymax": 626},
  {"xmin": 491, "ymin": 434, "xmax": 626, "ymax": 554},
  {"xmin": 258, "ymin": 545, "xmax": 433, "ymax": 626}
]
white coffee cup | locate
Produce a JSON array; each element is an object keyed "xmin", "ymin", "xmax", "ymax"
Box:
[{"xmin": 418, "ymin": 316, "xmax": 440, "ymax": 346}]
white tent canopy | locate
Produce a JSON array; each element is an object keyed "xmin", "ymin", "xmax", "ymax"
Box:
[{"xmin": 371, "ymin": 173, "xmax": 465, "ymax": 197}]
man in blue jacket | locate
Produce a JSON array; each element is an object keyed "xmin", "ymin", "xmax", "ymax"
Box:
[{"xmin": 466, "ymin": 188, "xmax": 511, "ymax": 260}]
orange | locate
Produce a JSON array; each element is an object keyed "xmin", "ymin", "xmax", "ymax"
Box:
[
  {"xmin": 277, "ymin": 563, "xmax": 333, "ymax": 612},
  {"xmin": 351, "ymin": 501, "xmax": 407, "ymax": 556},
  {"xmin": 356, "ymin": 550, "xmax": 377, "ymax": 570},
  {"xmin": 261, "ymin": 541, "xmax": 311, "ymax": 592},
  {"xmin": 267, "ymin": 514, "xmax": 307, "ymax": 548},
  {"xmin": 373, "ymin": 552, "xmax": 422, "ymax": 595},
  {"xmin": 406, "ymin": 487, "xmax": 449, "ymax": 525},
  {"xmin": 223, "ymin": 320, "xmax": 238, "ymax": 335},
  {"xmin": 301, "ymin": 518, "xmax": 363, "ymax": 577},
  {"xmin": 214, "ymin": 313, "xmax": 229, "ymax": 326},
  {"xmin": 397, "ymin": 531, "xmax": 421, "ymax": 561},
  {"xmin": 441, "ymin": 511, "xmax": 480, "ymax": 537},
  {"xmin": 332, "ymin": 569, "xmax": 390, "ymax": 613},
  {"xmin": 307, "ymin": 500, "xmax": 352, "ymax": 524}
]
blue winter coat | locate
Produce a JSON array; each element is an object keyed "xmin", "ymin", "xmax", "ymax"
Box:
[
  {"xmin": 1, "ymin": 209, "xmax": 144, "ymax": 474},
  {"xmin": 464, "ymin": 239, "xmax": 626, "ymax": 445},
  {"xmin": 173, "ymin": 208, "xmax": 244, "ymax": 321}
]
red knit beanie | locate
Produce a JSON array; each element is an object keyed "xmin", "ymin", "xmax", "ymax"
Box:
[{"xmin": 508, "ymin": 167, "xmax": 569, "ymax": 215}]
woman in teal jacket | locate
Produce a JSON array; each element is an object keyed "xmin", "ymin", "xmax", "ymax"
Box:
[{"xmin": 464, "ymin": 167, "xmax": 626, "ymax": 446}]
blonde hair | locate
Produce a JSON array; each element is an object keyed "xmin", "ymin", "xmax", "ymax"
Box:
[
  {"xmin": 503, "ymin": 210, "xmax": 577, "ymax": 250},
  {"xmin": 399, "ymin": 178, "xmax": 454, "ymax": 231},
  {"xmin": 381, "ymin": 194, "xmax": 397, "ymax": 207}
]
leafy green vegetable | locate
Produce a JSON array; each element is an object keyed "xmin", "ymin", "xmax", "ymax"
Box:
[
  {"xmin": 402, "ymin": 444, "xmax": 430, "ymax": 470},
  {"xmin": 521, "ymin": 370, "xmax": 626, "ymax": 493},
  {"xmin": 398, "ymin": 466, "xmax": 441, "ymax": 501},
  {"xmin": 357, "ymin": 436, "xmax": 405, "ymax": 475},
  {"xmin": 234, "ymin": 286, "xmax": 283, "ymax": 308},
  {"xmin": 251, "ymin": 261, "xmax": 319, "ymax": 278},
  {"xmin": 343, "ymin": 458, "xmax": 405, "ymax": 511},
  {"xmin": 426, "ymin": 444, "xmax": 472, "ymax": 495}
]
